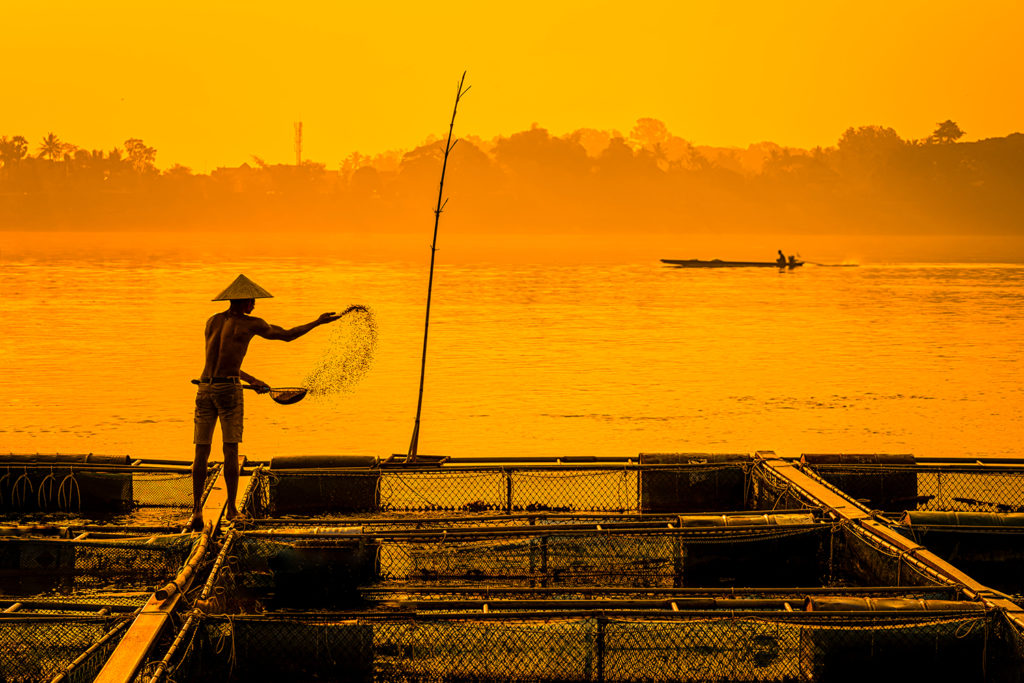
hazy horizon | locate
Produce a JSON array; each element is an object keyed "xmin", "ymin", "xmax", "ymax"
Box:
[
  {"xmin": 4, "ymin": 121, "xmax": 1021, "ymax": 238},
  {"xmin": 5, "ymin": 230, "xmax": 1024, "ymax": 266}
]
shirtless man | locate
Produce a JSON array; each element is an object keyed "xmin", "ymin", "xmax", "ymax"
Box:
[{"xmin": 190, "ymin": 274, "xmax": 348, "ymax": 531}]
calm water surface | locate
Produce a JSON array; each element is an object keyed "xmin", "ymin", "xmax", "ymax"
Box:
[{"xmin": 2, "ymin": 232, "xmax": 1022, "ymax": 462}]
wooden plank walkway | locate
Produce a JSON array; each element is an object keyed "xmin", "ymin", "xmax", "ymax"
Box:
[{"xmin": 94, "ymin": 465, "xmax": 246, "ymax": 683}]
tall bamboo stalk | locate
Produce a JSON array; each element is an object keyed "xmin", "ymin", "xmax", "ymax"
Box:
[{"xmin": 408, "ymin": 72, "xmax": 470, "ymax": 458}]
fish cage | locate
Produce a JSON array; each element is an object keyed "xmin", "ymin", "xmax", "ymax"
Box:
[
  {"xmin": 216, "ymin": 460, "xmax": 976, "ymax": 611},
  {"xmin": 242, "ymin": 453, "xmax": 768, "ymax": 518},
  {"xmin": 141, "ymin": 599, "xmax": 1024, "ymax": 683},
  {"xmin": 0, "ymin": 594, "xmax": 146, "ymax": 683},
  {"xmin": 798, "ymin": 454, "xmax": 1024, "ymax": 599},
  {"xmin": 798, "ymin": 454, "xmax": 1024, "ymax": 514},
  {"xmin": 895, "ymin": 511, "xmax": 1024, "ymax": 600},
  {"xmin": 0, "ymin": 454, "xmax": 221, "ymax": 528},
  {"xmin": 174, "ymin": 510, "xmax": 972, "ymax": 619},
  {"xmin": 0, "ymin": 526, "xmax": 200, "ymax": 595},
  {"xmin": 128, "ymin": 455, "xmax": 1024, "ymax": 683},
  {"xmin": 0, "ymin": 522, "xmax": 204, "ymax": 682},
  {"xmin": 142, "ymin": 531, "xmax": 1015, "ymax": 683}
]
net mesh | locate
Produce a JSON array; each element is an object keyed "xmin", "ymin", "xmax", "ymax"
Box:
[
  {"xmin": 217, "ymin": 525, "xmax": 834, "ymax": 603},
  {"xmin": 750, "ymin": 464, "xmax": 823, "ymax": 513},
  {"xmin": 799, "ymin": 463, "xmax": 1024, "ymax": 514},
  {"xmin": 1, "ymin": 533, "xmax": 200, "ymax": 594},
  {"xmin": 799, "ymin": 461, "xmax": 1024, "ymax": 598},
  {"xmin": 153, "ymin": 611, "xmax": 1003, "ymax": 683},
  {"xmin": 0, "ymin": 614, "xmax": 131, "ymax": 683},
  {"xmin": 895, "ymin": 523, "xmax": 1024, "ymax": 597},
  {"xmin": 243, "ymin": 464, "xmax": 765, "ymax": 518},
  {"xmin": 0, "ymin": 463, "xmax": 220, "ymax": 527}
]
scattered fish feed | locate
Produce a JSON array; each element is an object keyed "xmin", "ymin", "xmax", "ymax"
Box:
[{"xmin": 304, "ymin": 306, "xmax": 378, "ymax": 397}]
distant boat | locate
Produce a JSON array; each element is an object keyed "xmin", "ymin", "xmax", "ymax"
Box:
[{"xmin": 661, "ymin": 259, "xmax": 804, "ymax": 269}]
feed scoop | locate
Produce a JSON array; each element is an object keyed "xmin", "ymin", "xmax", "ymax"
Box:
[{"xmin": 191, "ymin": 380, "xmax": 308, "ymax": 405}]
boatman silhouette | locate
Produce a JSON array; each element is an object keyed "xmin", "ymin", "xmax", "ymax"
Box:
[{"xmin": 190, "ymin": 274, "xmax": 349, "ymax": 532}]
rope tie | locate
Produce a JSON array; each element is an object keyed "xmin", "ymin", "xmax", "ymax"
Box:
[
  {"xmin": 743, "ymin": 463, "xmax": 755, "ymax": 507},
  {"xmin": 212, "ymin": 615, "xmax": 238, "ymax": 677},
  {"xmin": 954, "ymin": 616, "xmax": 984, "ymax": 639},
  {"xmin": 227, "ymin": 615, "xmax": 237, "ymax": 676},
  {"xmin": 250, "ymin": 465, "xmax": 270, "ymax": 515},
  {"xmin": 12, "ymin": 468, "xmax": 34, "ymax": 509},
  {"xmin": 981, "ymin": 616, "xmax": 988, "ymax": 680},
  {"xmin": 58, "ymin": 468, "xmax": 81, "ymax": 511},
  {"xmin": 37, "ymin": 468, "xmax": 57, "ymax": 509},
  {"xmin": 772, "ymin": 483, "xmax": 793, "ymax": 511},
  {"xmin": 0, "ymin": 467, "xmax": 9, "ymax": 507}
]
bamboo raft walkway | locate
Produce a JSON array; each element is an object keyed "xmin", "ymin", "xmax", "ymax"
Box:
[{"xmin": 93, "ymin": 463, "xmax": 245, "ymax": 682}]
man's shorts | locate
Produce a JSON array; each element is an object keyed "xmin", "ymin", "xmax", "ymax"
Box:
[{"xmin": 194, "ymin": 383, "xmax": 244, "ymax": 444}]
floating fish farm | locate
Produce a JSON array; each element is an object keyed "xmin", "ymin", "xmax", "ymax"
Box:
[{"xmin": 2, "ymin": 451, "xmax": 1022, "ymax": 682}]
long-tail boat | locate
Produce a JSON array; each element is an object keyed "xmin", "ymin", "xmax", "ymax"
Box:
[{"xmin": 661, "ymin": 258, "xmax": 804, "ymax": 268}]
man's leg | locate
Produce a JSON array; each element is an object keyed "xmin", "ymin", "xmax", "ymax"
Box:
[
  {"xmin": 223, "ymin": 442, "xmax": 240, "ymax": 519},
  {"xmin": 191, "ymin": 444, "xmax": 212, "ymax": 531}
]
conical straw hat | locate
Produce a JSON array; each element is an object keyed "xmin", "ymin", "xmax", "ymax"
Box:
[{"xmin": 212, "ymin": 274, "xmax": 274, "ymax": 301}]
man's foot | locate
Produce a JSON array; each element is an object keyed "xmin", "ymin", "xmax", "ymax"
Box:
[
  {"xmin": 225, "ymin": 508, "xmax": 248, "ymax": 522},
  {"xmin": 187, "ymin": 514, "xmax": 204, "ymax": 532},
  {"xmin": 226, "ymin": 511, "xmax": 249, "ymax": 526}
]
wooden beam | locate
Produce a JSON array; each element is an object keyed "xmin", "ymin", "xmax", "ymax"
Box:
[{"xmin": 757, "ymin": 453, "xmax": 1024, "ymax": 629}]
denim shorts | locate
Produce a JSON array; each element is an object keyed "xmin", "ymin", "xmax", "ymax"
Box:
[{"xmin": 194, "ymin": 383, "xmax": 244, "ymax": 444}]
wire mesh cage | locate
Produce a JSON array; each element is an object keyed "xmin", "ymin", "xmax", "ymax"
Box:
[
  {"xmin": 242, "ymin": 461, "xmax": 774, "ymax": 519},
  {"xmin": 799, "ymin": 456, "xmax": 1024, "ymax": 599},
  {"xmin": 0, "ymin": 533, "xmax": 200, "ymax": 594},
  {"xmin": 216, "ymin": 523, "xmax": 835, "ymax": 607},
  {"xmin": 0, "ymin": 460, "xmax": 221, "ymax": 527},
  {"xmin": 0, "ymin": 613, "xmax": 134, "ymax": 683},
  {"xmin": 135, "ymin": 458, "xmax": 1024, "ymax": 683},
  {"xmin": 894, "ymin": 516, "xmax": 1024, "ymax": 597},
  {"xmin": 194, "ymin": 515, "xmax": 963, "ymax": 619},
  {"xmin": 147, "ymin": 610, "xmax": 1008, "ymax": 683},
  {"xmin": 799, "ymin": 458, "xmax": 1024, "ymax": 514}
]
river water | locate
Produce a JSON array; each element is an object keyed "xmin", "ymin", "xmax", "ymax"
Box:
[{"xmin": 1, "ymin": 231, "xmax": 1022, "ymax": 462}]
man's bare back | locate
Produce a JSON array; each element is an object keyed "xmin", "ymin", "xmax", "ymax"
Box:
[{"xmin": 201, "ymin": 311, "xmax": 262, "ymax": 379}]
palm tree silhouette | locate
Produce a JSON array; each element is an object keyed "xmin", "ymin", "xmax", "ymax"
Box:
[{"xmin": 38, "ymin": 132, "xmax": 64, "ymax": 161}]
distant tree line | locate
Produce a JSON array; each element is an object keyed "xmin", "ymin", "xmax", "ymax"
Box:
[{"xmin": 1, "ymin": 119, "xmax": 1021, "ymax": 235}]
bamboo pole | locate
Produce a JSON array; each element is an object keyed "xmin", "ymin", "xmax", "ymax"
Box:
[
  {"xmin": 154, "ymin": 532, "xmax": 209, "ymax": 601},
  {"xmin": 0, "ymin": 600, "xmax": 137, "ymax": 613},
  {"xmin": 246, "ymin": 508, "xmax": 812, "ymax": 526},
  {"xmin": 358, "ymin": 585, "xmax": 962, "ymax": 598},
  {"xmin": 408, "ymin": 72, "xmax": 470, "ymax": 459}
]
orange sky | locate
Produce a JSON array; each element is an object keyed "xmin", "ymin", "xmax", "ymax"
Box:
[{"xmin": 5, "ymin": 0, "xmax": 1022, "ymax": 172}]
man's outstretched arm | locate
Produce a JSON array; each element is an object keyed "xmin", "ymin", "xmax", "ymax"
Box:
[{"xmin": 255, "ymin": 312, "xmax": 341, "ymax": 342}]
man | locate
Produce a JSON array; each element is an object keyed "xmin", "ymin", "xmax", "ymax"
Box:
[{"xmin": 190, "ymin": 274, "xmax": 343, "ymax": 531}]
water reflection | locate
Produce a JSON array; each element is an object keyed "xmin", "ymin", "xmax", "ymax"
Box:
[{"xmin": 2, "ymin": 232, "xmax": 1022, "ymax": 462}]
